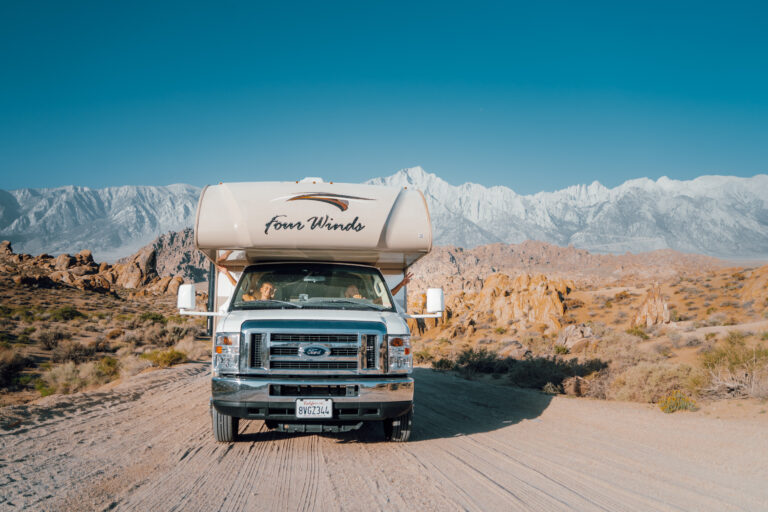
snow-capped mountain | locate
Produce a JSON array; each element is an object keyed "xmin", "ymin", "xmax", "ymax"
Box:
[
  {"xmin": 2, "ymin": 167, "xmax": 767, "ymax": 260},
  {"xmin": 0, "ymin": 184, "xmax": 201, "ymax": 261},
  {"xmin": 368, "ymin": 167, "xmax": 768, "ymax": 258}
]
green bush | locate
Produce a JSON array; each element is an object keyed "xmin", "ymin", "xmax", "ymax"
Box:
[
  {"xmin": 140, "ymin": 312, "xmax": 167, "ymax": 325},
  {"xmin": 554, "ymin": 344, "xmax": 569, "ymax": 355},
  {"xmin": 140, "ymin": 349, "xmax": 187, "ymax": 368},
  {"xmin": 50, "ymin": 306, "xmax": 85, "ymax": 322},
  {"xmin": 625, "ymin": 326, "xmax": 650, "ymax": 340}
]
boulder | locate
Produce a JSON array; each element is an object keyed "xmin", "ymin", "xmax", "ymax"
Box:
[
  {"xmin": 0, "ymin": 240, "xmax": 12, "ymax": 255},
  {"xmin": 116, "ymin": 248, "xmax": 157, "ymax": 289},
  {"xmin": 54, "ymin": 253, "xmax": 76, "ymax": 270},
  {"xmin": 556, "ymin": 324, "xmax": 595, "ymax": 352}
]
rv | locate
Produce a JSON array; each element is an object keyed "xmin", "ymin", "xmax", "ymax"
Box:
[{"xmin": 177, "ymin": 178, "xmax": 443, "ymax": 442}]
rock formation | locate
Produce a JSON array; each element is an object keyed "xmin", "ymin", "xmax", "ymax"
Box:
[
  {"xmin": 409, "ymin": 272, "xmax": 573, "ymax": 338},
  {"xmin": 632, "ymin": 284, "xmax": 670, "ymax": 327},
  {"xmin": 0, "ymin": 240, "xmax": 186, "ymax": 296}
]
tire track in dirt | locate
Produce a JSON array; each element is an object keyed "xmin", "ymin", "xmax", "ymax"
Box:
[{"xmin": 1, "ymin": 365, "xmax": 767, "ymax": 511}]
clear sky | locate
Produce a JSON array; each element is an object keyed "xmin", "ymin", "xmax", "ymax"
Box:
[{"xmin": 1, "ymin": 1, "xmax": 766, "ymax": 194}]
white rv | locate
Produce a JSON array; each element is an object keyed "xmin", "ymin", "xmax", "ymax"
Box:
[{"xmin": 177, "ymin": 178, "xmax": 443, "ymax": 442}]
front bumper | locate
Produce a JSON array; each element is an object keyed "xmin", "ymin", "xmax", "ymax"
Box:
[{"xmin": 211, "ymin": 375, "xmax": 414, "ymax": 421}]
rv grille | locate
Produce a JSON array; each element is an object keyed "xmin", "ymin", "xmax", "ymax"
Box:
[
  {"xmin": 271, "ymin": 361, "xmax": 357, "ymax": 370},
  {"xmin": 330, "ymin": 347, "xmax": 358, "ymax": 357},
  {"xmin": 365, "ymin": 334, "xmax": 377, "ymax": 369},
  {"xmin": 251, "ymin": 333, "xmax": 263, "ymax": 367},
  {"xmin": 270, "ymin": 346, "xmax": 299, "ymax": 356},
  {"xmin": 270, "ymin": 333, "xmax": 357, "ymax": 344}
]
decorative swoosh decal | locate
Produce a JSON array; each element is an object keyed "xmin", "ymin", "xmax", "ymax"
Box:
[{"xmin": 287, "ymin": 193, "xmax": 373, "ymax": 211}]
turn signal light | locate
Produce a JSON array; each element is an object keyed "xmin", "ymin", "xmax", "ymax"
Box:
[{"xmin": 390, "ymin": 337, "xmax": 404, "ymax": 347}]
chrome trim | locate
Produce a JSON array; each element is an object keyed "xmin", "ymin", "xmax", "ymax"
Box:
[{"xmin": 212, "ymin": 375, "xmax": 414, "ymax": 404}]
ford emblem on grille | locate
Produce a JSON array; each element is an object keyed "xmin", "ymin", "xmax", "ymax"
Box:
[{"xmin": 303, "ymin": 346, "xmax": 327, "ymax": 357}]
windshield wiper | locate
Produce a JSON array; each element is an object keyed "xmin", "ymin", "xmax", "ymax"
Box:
[
  {"xmin": 312, "ymin": 298, "xmax": 387, "ymax": 310},
  {"xmin": 236, "ymin": 299, "xmax": 302, "ymax": 309}
]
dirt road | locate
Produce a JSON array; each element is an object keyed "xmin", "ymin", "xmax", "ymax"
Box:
[{"xmin": 1, "ymin": 364, "xmax": 766, "ymax": 511}]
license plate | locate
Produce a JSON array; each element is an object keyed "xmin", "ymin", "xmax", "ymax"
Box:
[{"xmin": 295, "ymin": 399, "xmax": 332, "ymax": 418}]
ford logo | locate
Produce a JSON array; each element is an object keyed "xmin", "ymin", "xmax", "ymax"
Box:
[{"xmin": 303, "ymin": 346, "xmax": 327, "ymax": 357}]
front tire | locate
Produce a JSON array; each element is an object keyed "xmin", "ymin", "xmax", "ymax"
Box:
[
  {"xmin": 212, "ymin": 407, "xmax": 239, "ymax": 442},
  {"xmin": 383, "ymin": 408, "xmax": 413, "ymax": 442}
]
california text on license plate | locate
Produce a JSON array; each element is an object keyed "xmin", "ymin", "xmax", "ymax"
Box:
[{"xmin": 295, "ymin": 399, "xmax": 333, "ymax": 418}]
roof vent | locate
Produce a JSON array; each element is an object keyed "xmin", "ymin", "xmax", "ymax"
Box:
[{"xmin": 299, "ymin": 177, "xmax": 324, "ymax": 183}]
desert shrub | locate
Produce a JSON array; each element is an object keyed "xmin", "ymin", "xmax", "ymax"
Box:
[
  {"xmin": 762, "ymin": 332, "xmax": 768, "ymax": 341},
  {"xmin": 542, "ymin": 382, "xmax": 562, "ymax": 394},
  {"xmin": 0, "ymin": 350, "xmax": 32, "ymax": 388},
  {"xmin": 658, "ymin": 390, "xmax": 697, "ymax": 413},
  {"xmin": 140, "ymin": 312, "xmax": 167, "ymax": 325},
  {"xmin": 106, "ymin": 328, "xmax": 123, "ymax": 340},
  {"xmin": 39, "ymin": 362, "xmax": 81, "ymax": 394},
  {"xmin": 140, "ymin": 348, "xmax": 187, "ymax": 368},
  {"xmin": 159, "ymin": 325, "xmax": 193, "ymax": 347},
  {"xmin": 95, "ymin": 356, "xmax": 120, "ymax": 379},
  {"xmin": 607, "ymin": 362, "xmax": 703, "ymax": 403},
  {"xmin": 414, "ymin": 348, "xmax": 433, "ymax": 364},
  {"xmin": 52, "ymin": 342, "xmax": 95, "ymax": 363},
  {"xmin": 554, "ymin": 344, "xmax": 569, "ymax": 355},
  {"xmin": 119, "ymin": 355, "xmax": 153, "ymax": 377},
  {"xmin": 49, "ymin": 305, "xmax": 85, "ymax": 322},
  {"xmin": 625, "ymin": 326, "xmax": 650, "ymax": 340},
  {"xmin": 173, "ymin": 336, "xmax": 210, "ymax": 361},
  {"xmin": 431, "ymin": 358, "xmax": 455, "ymax": 371},
  {"xmin": 38, "ymin": 328, "xmax": 71, "ymax": 350},
  {"xmin": 494, "ymin": 327, "xmax": 506, "ymax": 335},
  {"xmin": 699, "ymin": 332, "xmax": 768, "ymax": 399}
]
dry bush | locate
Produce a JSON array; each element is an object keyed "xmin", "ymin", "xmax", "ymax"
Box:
[
  {"xmin": 174, "ymin": 337, "xmax": 210, "ymax": 361},
  {"xmin": 606, "ymin": 362, "xmax": 704, "ymax": 403},
  {"xmin": 119, "ymin": 355, "xmax": 153, "ymax": 377},
  {"xmin": 37, "ymin": 328, "xmax": 71, "ymax": 350},
  {"xmin": 0, "ymin": 349, "xmax": 32, "ymax": 388},
  {"xmin": 699, "ymin": 332, "xmax": 768, "ymax": 399},
  {"xmin": 38, "ymin": 356, "xmax": 121, "ymax": 396},
  {"xmin": 52, "ymin": 341, "xmax": 95, "ymax": 363}
]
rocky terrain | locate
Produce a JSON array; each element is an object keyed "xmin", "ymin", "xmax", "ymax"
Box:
[
  {"xmin": 0, "ymin": 240, "xmax": 207, "ymax": 406},
  {"xmin": 0, "ymin": 240, "xmax": 185, "ymax": 296},
  {"xmin": 119, "ymin": 228, "xmax": 208, "ymax": 283}
]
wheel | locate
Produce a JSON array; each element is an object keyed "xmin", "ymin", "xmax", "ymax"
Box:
[
  {"xmin": 212, "ymin": 407, "xmax": 239, "ymax": 442},
  {"xmin": 383, "ymin": 408, "xmax": 413, "ymax": 442}
]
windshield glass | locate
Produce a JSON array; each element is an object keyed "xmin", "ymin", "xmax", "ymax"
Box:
[{"xmin": 231, "ymin": 263, "xmax": 395, "ymax": 311}]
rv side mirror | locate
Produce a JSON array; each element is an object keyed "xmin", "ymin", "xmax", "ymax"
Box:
[
  {"xmin": 426, "ymin": 288, "xmax": 444, "ymax": 314},
  {"xmin": 177, "ymin": 284, "xmax": 196, "ymax": 311}
]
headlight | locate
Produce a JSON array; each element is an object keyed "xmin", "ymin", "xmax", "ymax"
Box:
[
  {"xmin": 387, "ymin": 335, "xmax": 412, "ymax": 373},
  {"xmin": 213, "ymin": 332, "xmax": 240, "ymax": 373}
]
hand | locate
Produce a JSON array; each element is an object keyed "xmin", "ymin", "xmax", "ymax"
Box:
[{"xmin": 403, "ymin": 272, "xmax": 413, "ymax": 285}]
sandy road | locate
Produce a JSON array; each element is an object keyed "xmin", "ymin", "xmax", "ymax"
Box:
[{"xmin": 1, "ymin": 364, "xmax": 767, "ymax": 511}]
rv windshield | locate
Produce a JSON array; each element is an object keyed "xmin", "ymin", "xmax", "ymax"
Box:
[{"xmin": 231, "ymin": 263, "xmax": 395, "ymax": 311}]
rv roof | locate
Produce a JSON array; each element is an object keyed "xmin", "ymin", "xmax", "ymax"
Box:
[{"xmin": 195, "ymin": 181, "xmax": 432, "ymax": 271}]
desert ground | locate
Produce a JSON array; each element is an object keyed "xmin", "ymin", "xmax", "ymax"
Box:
[
  {"xmin": 1, "ymin": 239, "xmax": 768, "ymax": 510},
  {"xmin": 2, "ymin": 363, "xmax": 767, "ymax": 511}
]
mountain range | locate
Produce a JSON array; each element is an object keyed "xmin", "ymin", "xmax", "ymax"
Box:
[{"xmin": 2, "ymin": 167, "xmax": 767, "ymax": 260}]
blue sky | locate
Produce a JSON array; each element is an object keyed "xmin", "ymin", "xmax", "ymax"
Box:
[{"xmin": 1, "ymin": 1, "xmax": 766, "ymax": 194}]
